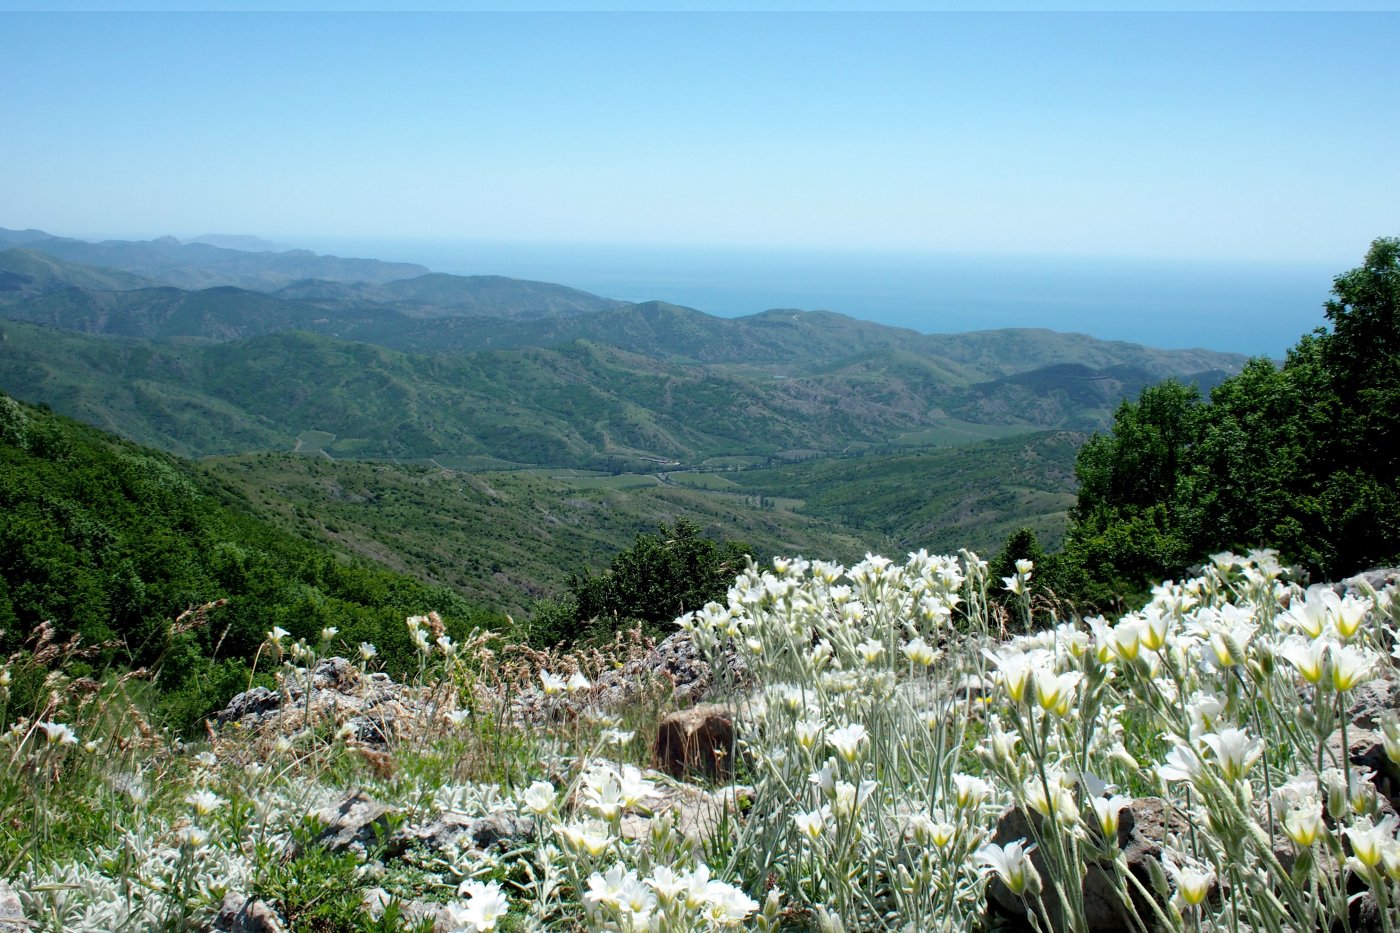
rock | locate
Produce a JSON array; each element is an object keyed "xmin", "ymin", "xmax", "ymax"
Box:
[
  {"xmin": 954, "ymin": 675, "xmax": 993, "ymax": 701},
  {"xmin": 230, "ymin": 898, "xmax": 285, "ymax": 933},
  {"xmin": 310, "ymin": 657, "xmax": 360, "ymax": 692},
  {"xmin": 0, "ymin": 880, "xmax": 25, "ymax": 932},
  {"xmin": 303, "ymin": 790, "xmax": 396, "ymax": 856},
  {"xmin": 1336, "ymin": 568, "xmax": 1400, "ymax": 599},
  {"xmin": 618, "ymin": 780, "xmax": 752, "ymax": 848},
  {"xmin": 213, "ymin": 891, "xmax": 247, "ymax": 931},
  {"xmin": 653, "ymin": 704, "xmax": 735, "ymax": 780},
  {"xmin": 385, "ymin": 811, "xmax": 534, "ymax": 860},
  {"xmin": 1326, "ymin": 727, "xmax": 1400, "ymax": 810},
  {"xmin": 215, "ymin": 686, "xmax": 282, "ymax": 726},
  {"xmin": 1347, "ymin": 678, "xmax": 1400, "ymax": 730},
  {"xmin": 986, "ymin": 797, "xmax": 1185, "ymax": 933},
  {"xmin": 361, "ymin": 887, "xmax": 445, "ymax": 927}
]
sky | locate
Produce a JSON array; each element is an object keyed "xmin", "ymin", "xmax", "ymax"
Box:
[{"xmin": 2, "ymin": 6, "xmax": 1397, "ymax": 266}]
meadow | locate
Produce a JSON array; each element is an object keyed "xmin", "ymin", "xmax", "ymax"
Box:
[{"xmin": 4, "ymin": 549, "xmax": 1398, "ymax": 932}]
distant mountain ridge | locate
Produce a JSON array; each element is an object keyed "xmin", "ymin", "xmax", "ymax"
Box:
[
  {"xmin": 0, "ymin": 224, "xmax": 1250, "ymax": 472},
  {"xmin": 0, "ymin": 227, "xmax": 428, "ymax": 290}
]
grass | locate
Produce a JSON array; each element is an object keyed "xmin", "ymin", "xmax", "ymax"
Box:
[{"xmin": 7, "ymin": 549, "xmax": 1396, "ymax": 932}]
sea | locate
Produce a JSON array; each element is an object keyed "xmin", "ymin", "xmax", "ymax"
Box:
[{"xmin": 297, "ymin": 237, "xmax": 1341, "ymax": 358}]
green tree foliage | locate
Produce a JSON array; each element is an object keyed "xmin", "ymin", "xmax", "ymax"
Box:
[
  {"xmin": 0, "ymin": 393, "xmax": 499, "ymax": 731},
  {"xmin": 529, "ymin": 519, "xmax": 750, "ymax": 647},
  {"xmin": 1062, "ymin": 238, "xmax": 1400, "ymax": 604}
]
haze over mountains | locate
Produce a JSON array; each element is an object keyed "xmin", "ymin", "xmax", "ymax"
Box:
[
  {"xmin": 0, "ymin": 229, "xmax": 1245, "ymax": 469},
  {"xmin": 0, "ymin": 226, "xmax": 1255, "ymax": 607}
]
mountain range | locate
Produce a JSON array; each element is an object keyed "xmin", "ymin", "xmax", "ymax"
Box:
[{"xmin": 0, "ymin": 225, "xmax": 1255, "ymax": 606}]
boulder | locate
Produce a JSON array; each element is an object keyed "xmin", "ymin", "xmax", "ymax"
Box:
[
  {"xmin": 653, "ymin": 704, "xmax": 734, "ymax": 780},
  {"xmin": 618, "ymin": 781, "xmax": 752, "ymax": 848},
  {"xmin": 229, "ymin": 898, "xmax": 285, "ymax": 933},
  {"xmin": 215, "ymin": 686, "xmax": 282, "ymax": 727},
  {"xmin": 385, "ymin": 811, "xmax": 534, "ymax": 860},
  {"xmin": 1347, "ymin": 678, "xmax": 1400, "ymax": 731},
  {"xmin": 302, "ymin": 790, "xmax": 396, "ymax": 856},
  {"xmin": 986, "ymin": 797, "xmax": 1185, "ymax": 932},
  {"xmin": 0, "ymin": 880, "xmax": 25, "ymax": 932}
]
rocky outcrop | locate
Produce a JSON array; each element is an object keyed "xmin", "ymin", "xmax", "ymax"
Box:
[
  {"xmin": 653, "ymin": 704, "xmax": 735, "ymax": 780},
  {"xmin": 0, "ymin": 880, "xmax": 25, "ymax": 933},
  {"xmin": 986, "ymin": 797, "xmax": 1186, "ymax": 933}
]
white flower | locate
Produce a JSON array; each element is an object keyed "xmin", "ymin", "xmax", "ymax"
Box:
[
  {"xmin": 177, "ymin": 824, "xmax": 210, "ymax": 849},
  {"xmin": 1282, "ymin": 799, "xmax": 1324, "ymax": 847},
  {"xmin": 520, "ymin": 780, "xmax": 555, "ymax": 815},
  {"xmin": 702, "ymin": 879, "xmax": 759, "ymax": 927},
  {"xmin": 1345, "ymin": 815, "xmax": 1399, "ymax": 870},
  {"xmin": 566, "ymin": 671, "xmax": 591, "ymax": 692},
  {"xmin": 794, "ymin": 717, "xmax": 825, "ymax": 751},
  {"xmin": 1163, "ymin": 852, "xmax": 1214, "ymax": 907},
  {"xmin": 1281, "ymin": 636, "xmax": 1328, "ymax": 685},
  {"xmin": 901, "ymin": 636, "xmax": 937, "ymax": 666},
  {"xmin": 856, "ymin": 639, "xmax": 885, "ymax": 664},
  {"xmin": 1091, "ymin": 794, "xmax": 1132, "ymax": 838},
  {"xmin": 445, "ymin": 709, "xmax": 471, "ymax": 726},
  {"xmin": 556, "ymin": 819, "xmax": 613, "ymax": 856},
  {"xmin": 793, "ymin": 805, "xmax": 831, "ymax": 841},
  {"xmin": 447, "ymin": 879, "xmax": 509, "ymax": 932},
  {"xmin": 1332, "ymin": 644, "xmax": 1378, "ymax": 692},
  {"xmin": 1201, "ymin": 727, "xmax": 1264, "ymax": 783},
  {"xmin": 267, "ymin": 626, "xmax": 289, "ymax": 645},
  {"xmin": 826, "ymin": 723, "xmax": 869, "ymax": 762},
  {"xmin": 1033, "ymin": 668, "xmax": 1082, "ymax": 716},
  {"xmin": 952, "ymin": 773, "xmax": 990, "ymax": 810},
  {"xmin": 540, "ymin": 671, "xmax": 566, "ymax": 695},
  {"xmin": 358, "ymin": 641, "xmax": 377, "ymax": 661},
  {"xmin": 1157, "ymin": 745, "xmax": 1205, "ymax": 785},
  {"xmin": 38, "ymin": 721, "xmax": 78, "ymax": 745},
  {"xmin": 320, "ymin": 626, "xmax": 339, "ymax": 642},
  {"xmin": 186, "ymin": 789, "xmax": 224, "ymax": 816},
  {"xmin": 975, "ymin": 839, "xmax": 1041, "ymax": 897}
]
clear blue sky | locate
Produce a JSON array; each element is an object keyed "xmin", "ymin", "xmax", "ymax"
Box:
[{"xmin": 3, "ymin": 7, "xmax": 1397, "ymax": 264}]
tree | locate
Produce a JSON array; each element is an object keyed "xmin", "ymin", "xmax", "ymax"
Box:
[{"xmin": 530, "ymin": 519, "xmax": 751, "ymax": 647}]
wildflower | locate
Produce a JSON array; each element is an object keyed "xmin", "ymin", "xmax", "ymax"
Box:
[
  {"xmin": 437, "ymin": 634, "xmax": 456, "ymax": 655},
  {"xmin": 186, "ymin": 789, "xmax": 224, "ymax": 816},
  {"xmin": 445, "ymin": 709, "xmax": 471, "ymax": 726},
  {"xmin": 827, "ymin": 723, "xmax": 869, "ymax": 762},
  {"xmin": 320, "ymin": 626, "xmax": 338, "ymax": 642},
  {"xmin": 1201, "ymin": 727, "xmax": 1264, "ymax": 783},
  {"xmin": 1110, "ymin": 618, "xmax": 1145, "ymax": 662},
  {"xmin": 952, "ymin": 773, "xmax": 991, "ymax": 810},
  {"xmin": 177, "ymin": 825, "xmax": 210, "ymax": 849},
  {"xmin": 1033, "ymin": 668, "xmax": 1082, "ymax": 716},
  {"xmin": 520, "ymin": 780, "xmax": 555, "ymax": 815},
  {"xmin": 832, "ymin": 779, "xmax": 878, "ymax": 817},
  {"xmin": 540, "ymin": 671, "xmax": 566, "ymax": 695},
  {"xmin": 1140, "ymin": 608, "xmax": 1171, "ymax": 652},
  {"xmin": 38, "ymin": 721, "xmax": 78, "ymax": 745},
  {"xmin": 601, "ymin": 728, "xmax": 634, "ymax": 746},
  {"xmin": 647, "ymin": 865, "xmax": 688, "ymax": 905},
  {"xmin": 1345, "ymin": 816, "xmax": 1398, "ymax": 871},
  {"xmin": 1281, "ymin": 636, "xmax": 1328, "ymax": 685},
  {"xmin": 856, "ymin": 639, "xmax": 885, "ymax": 664},
  {"xmin": 1282, "ymin": 800, "xmax": 1324, "ymax": 847},
  {"xmin": 793, "ymin": 805, "xmax": 831, "ymax": 841},
  {"xmin": 1164, "ymin": 853, "xmax": 1214, "ymax": 907},
  {"xmin": 795, "ymin": 717, "xmax": 825, "ymax": 751},
  {"xmin": 902, "ymin": 636, "xmax": 937, "ymax": 666},
  {"xmin": 566, "ymin": 671, "xmax": 591, "ymax": 693},
  {"xmin": 358, "ymin": 641, "xmax": 377, "ymax": 661},
  {"xmin": 556, "ymin": 819, "xmax": 614, "ymax": 857},
  {"xmin": 1335, "ymin": 595, "xmax": 1371, "ymax": 640},
  {"xmin": 702, "ymin": 879, "xmax": 760, "ymax": 927},
  {"xmin": 1023, "ymin": 777, "xmax": 1077, "ymax": 826},
  {"xmin": 975, "ymin": 839, "xmax": 1041, "ymax": 897},
  {"xmin": 1331, "ymin": 644, "xmax": 1378, "ymax": 692},
  {"xmin": 448, "ymin": 879, "xmax": 509, "ymax": 933},
  {"xmin": 267, "ymin": 626, "xmax": 289, "ymax": 645},
  {"xmin": 987, "ymin": 651, "xmax": 1036, "ymax": 703},
  {"xmin": 1091, "ymin": 794, "xmax": 1132, "ymax": 838},
  {"xmin": 1157, "ymin": 744, "xmax": 1205, "ymax": 785}
]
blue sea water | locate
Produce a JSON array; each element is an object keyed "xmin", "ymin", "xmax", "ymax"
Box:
[{"xmin": 299, "ymin": 237, "xmax": 1339, "ymax": 358}]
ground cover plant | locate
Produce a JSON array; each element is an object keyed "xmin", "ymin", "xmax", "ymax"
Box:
[{"xmin": 4, "ymin": 547, "xmax": 1400, "ymax": 932}]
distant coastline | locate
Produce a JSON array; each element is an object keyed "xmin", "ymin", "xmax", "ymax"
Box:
[{"xmin": 294, "ymin": 237, "xmax": 1334, "ymax": 357}]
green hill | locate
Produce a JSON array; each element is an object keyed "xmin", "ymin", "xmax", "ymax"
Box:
[
  {"xmin": 0, "ymin": 248, "xmax": 158, "ymax": 302},
  {"xmin": 0, "ymin": 392, "xmax": 498, "ymax": 730},
  {"xmin": 728, "ymin": 431, "xmax": 1084, "ymax": 555}
]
